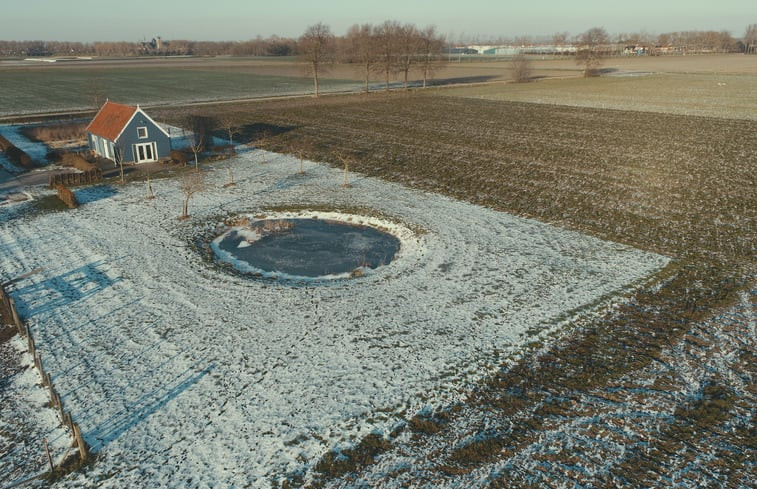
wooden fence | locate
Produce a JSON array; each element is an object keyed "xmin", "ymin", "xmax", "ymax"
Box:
[
  {"xmin": 49, "ymin": 169, "xmax": 102, "ymax": 187},
  {"xmin": 0, "ymin": 283, "xmax": 89, "ymax": 468}
]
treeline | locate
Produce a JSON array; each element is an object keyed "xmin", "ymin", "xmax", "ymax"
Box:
[
  {"xmin": 617, "ymin": 30, "xmax": 746, "ymax": 53},
  {"xmin": 0, "ymin": 36, "xmax": 298, "ymax": 57},
  {"xmin": 1, "ymin": 24, "xmax": 755, "ymax": 58}
]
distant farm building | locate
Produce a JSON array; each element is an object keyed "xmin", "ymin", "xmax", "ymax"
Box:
[
  {"xmin": 87, "ymin": 101, "xmax": 171, "ymax": 163},
  {"xmin": 459, "ymin": 44, "xmax": 578, "ymax": 56}
]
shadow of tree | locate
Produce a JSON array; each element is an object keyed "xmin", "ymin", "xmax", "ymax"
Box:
[
  {"xmin": 73, "ymin": 184, "xmax": 119, "ymax": 205},
  {"xmin": 87, "ymin": 363, "xmax": 215, "ymax": 451},
  {"xmin": 237, "ymin": 123, "xmax": 297, "ymax": 145},
  {"xmin": 12, "ymin": 260, "xmax": 122, "ymax": 317},
  {"xmin": 425, "ymin": 75, "xmax": 501, "ymax": 86}
]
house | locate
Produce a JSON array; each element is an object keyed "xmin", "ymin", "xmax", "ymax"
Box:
[{"xmin": 87, "ymin": 101, "xmax": 171, "ymax": 164}]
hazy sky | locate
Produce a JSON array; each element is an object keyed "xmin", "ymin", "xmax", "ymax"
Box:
[{"xmin": 4, "ymin": 0, "xmax": 754, "ymax": 42}]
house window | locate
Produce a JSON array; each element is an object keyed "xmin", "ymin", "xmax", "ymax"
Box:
[{"xmin": 137, "ymin": 126, "xmax": 148, "ymax": 139}]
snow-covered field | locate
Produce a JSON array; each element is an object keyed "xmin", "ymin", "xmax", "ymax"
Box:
[{"xmin": 0, "ymin": 150, "xmax": 668, "ymax": 487}]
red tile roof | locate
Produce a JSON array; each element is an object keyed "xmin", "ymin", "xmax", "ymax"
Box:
[{"xmin": 87, "ymin": 101, "xmax": 137, "ymax": 141}]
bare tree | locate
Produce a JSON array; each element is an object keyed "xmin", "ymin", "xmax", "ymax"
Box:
[
  {"xmin": 188, "ymin": 130, "xmax": 205, "ymax": 172},
  {"xmin": 178, "ymin": 171, "xmax": 206, "ymax": 219},
  {"xmin": 113, "ymin": 139, "xmax": 128, "ymax": 184},
  {"xmin": 218, "ymin": 114, "xmax": 240, "ymax": 152},
  {"xmin": 397, "ymin": 23, "xmax": 421, "ymax": 89},
  {"xmin": 511, "ymin": 53, "xmax": 532, "ymax": 82},
  {"xmin": 292, "ymin": 137, "xmax": 314, "ymax": 174},
  {"xmin": 185, "ymin": 114, "xmax": 212, "ymax": 171},
  {"xmin": 576, "ymin": 27, "xmax": 610, "ymax": 77},
  {"xmin": 375, "ymin": 20, "xmax": 402, "ymax": 92},
  {"xmin": 745, "ymin": 24, "xmax": 757, "ymax": 54},
  {"xmin": 146, "ymin": 173, "xmax": 155, "ymax": 199},
  {"xmin": 86, "ymin": 77, "xmax": 107, "ymax": 110},
  {"xmin": 223, "ymin": 165, "xmax": 236, "ymax": 188},
  {"xmin": 346, "ymin": 23, "xmax": 379, "ymax": 94},
  {"xmin": 334, "ymin": 149, "xmax": 354, "ymax": 188},
  {"xmin": 299, "ymin": 22, "xmax": 335, "ymax": 97},
  {"xmin": 552, "ymin": 31, "xmax": 570, "ymax": 46},
  {"xmin": 417, "ymin": 26, "xmax": 445, "ymax": 89}
]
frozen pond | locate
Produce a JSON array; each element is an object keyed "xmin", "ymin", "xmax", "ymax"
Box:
[{"xmin": 213, "ymin": 218, "xmax": 401, "ymax": 280}]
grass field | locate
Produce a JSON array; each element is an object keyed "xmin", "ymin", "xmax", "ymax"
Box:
[{"xmin": 0, "ymin": 58, "xmax": 362, "ymax": 117}]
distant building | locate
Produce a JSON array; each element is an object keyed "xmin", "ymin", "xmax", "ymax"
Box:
[{"xmin": 86, "ymin": 101, "xmax": 171, "ymax": 164}]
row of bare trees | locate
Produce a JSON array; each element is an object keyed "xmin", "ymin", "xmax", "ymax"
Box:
[
  {"xmin": 0, "ymin": 36, "xmax": 297, "ymax": 57},
  {"xmin": 3, "ymin": 25, "xmax": 756, "ymax": 58},
  {"xmin": 299, "ymin": 21, "xmax": 446, "ymax": 96}
]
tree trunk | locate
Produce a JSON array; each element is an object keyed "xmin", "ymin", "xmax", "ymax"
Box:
[
  {"xmin": 182, "ymin": 196, "xmax": 189, "ymax": 218},
  {"xmin": 365, "ymin": 62, "xmax": 370, "ymax": 93},
  {"xmin": 313, "ymin": 61, "xmax": 319, "ymax": 97}
]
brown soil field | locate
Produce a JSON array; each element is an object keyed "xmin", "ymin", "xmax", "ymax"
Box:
[{"xmin": 153, "ymin": 75, "xmax": 756, "ymax": 486}]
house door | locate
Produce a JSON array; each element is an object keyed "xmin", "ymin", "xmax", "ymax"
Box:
[{"xmin": 134, "ymin": 142, "xmax": 157, "ymax": 163}]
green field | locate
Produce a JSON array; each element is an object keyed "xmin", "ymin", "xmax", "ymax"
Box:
[{"xmin": 0, "ymin": 60, "xmax": 361, "ymax": 116}]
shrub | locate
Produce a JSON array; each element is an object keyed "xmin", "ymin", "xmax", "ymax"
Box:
[
  {"xmin": 55, "ymin": 184, "xmax": 78, "ymax": 209},
  {"xmin": 21, "ymin": 123, "xmax": 87, "ymax": 143},
  {"xmin": 61, "ymin": 152, "xmax": 97, "ymax": 172},
  {"xmin": 0, "ymin": 134, "xmax": 34, "ymax": 169},
  {"xmin": 169, "ymin": 149, "xmax": 189, "ymax": 165},
  {"xmin": 0, "ymin": 134, "xmax": 12, "ymax": 151},
  {"xmin": 5, "ymin": 146, "xmax": 33, "ymax": 168}
]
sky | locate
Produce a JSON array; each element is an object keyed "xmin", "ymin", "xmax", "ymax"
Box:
[{"xmin": 3, "ymin": 0, "xmax": 754, "ymax": 42}]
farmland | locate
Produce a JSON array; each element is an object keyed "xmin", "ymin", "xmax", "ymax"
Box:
[
  {"xmin": 153, "ymin": 66, "xmax": 755, "ymax": 486},
  {"xmin": 3, "ymin": 53, "xmax": 752, "ymax": 119},
  {"xmin": 443, "ymin": 72, "xmax": 757, "ymax": 120},
  {"xmin": 1, "ymin": 54, "xmax": 756, "ymax": 487},
  {"xmin": 0, "ymin": 57, "xmax": 363, "ymax": 117}
]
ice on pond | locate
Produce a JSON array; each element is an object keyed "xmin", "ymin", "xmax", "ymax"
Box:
[{"xmin": 212, "ymin": 218, "xmax": 401, "ymax": 281}]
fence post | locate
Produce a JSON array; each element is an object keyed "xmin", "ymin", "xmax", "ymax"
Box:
[
  {"xmin": 57, "ymin": 397, "xmax": 65, "ymax": 421},
  {"xmin": 49, "ymin": 383, "xmax": 58, "ymax": 408},
  {"xmin": 43, "ymin": 437, "xmax": 54, "ymax": 473},
  {"xmin": 8, "ymin": 298, "xmax": 24, "ymax": 337},
  {"xmin": 37, "ymin": 355, "xmax": 48, "ymax": 386},
  {"xmin": 73, "ymin": 424, "xmax": 88, "ymax": 462},
  {"xmin": 0, "ymin": 286, "xmax": 9, "ymax": 312}
]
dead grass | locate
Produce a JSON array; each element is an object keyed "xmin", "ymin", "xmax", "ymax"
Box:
[
  {"xmin": 312, "ymin": 433, "xmax": 392, "ymax": 483},
  {"xmin": 21, "ymin": 123, "xmax": 87, "ymax": 143}
]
